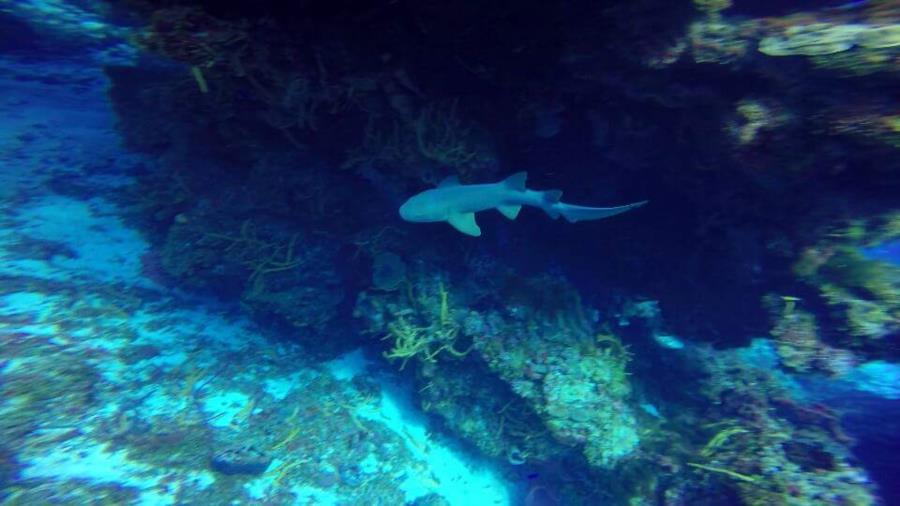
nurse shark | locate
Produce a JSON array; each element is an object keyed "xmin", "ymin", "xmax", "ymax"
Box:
[{"xmin": 399, "ymin": 172, "xmax": 646, "ymax": 236}]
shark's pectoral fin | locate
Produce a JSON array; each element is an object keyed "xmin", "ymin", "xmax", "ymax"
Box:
[
  {"xmin": 497, "ymin": 205, "xmax": 522, "ymax": 220},
  {"xmin": 448, "ymin": 212, "xmax": 481, "ymax": 236}
]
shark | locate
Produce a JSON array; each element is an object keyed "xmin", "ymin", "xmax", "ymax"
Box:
[{"xmin": 399, "ymin": 172, "xmax": 647, "ymax": 236}]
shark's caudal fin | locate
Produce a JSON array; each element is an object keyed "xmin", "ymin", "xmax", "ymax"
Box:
[{"xmin": 549, "ymin": 200, "xmax": 647, "ymax": 223}]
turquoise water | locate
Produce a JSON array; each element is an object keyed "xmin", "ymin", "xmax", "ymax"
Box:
[{"xmin": 1, "ymin": 1, "xmax": 898, "ymax": 505}]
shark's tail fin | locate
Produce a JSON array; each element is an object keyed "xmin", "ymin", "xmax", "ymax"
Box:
[{"xmin": 551, "ymin": 200, "xmax": 647, "ymax": 223}]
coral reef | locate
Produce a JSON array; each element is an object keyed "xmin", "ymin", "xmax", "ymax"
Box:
[
  {"xmin": 681, "ymin": 344, "xmax": 876, "ymax": 506},
  {"xmin": 789, "ymin": 215, "xmax": 900, "ymax": 357},
  {"xmin": 356, "ymin": 267, "xmax": 641, "ymax": 479},
  {"xmin": 3, "ymin": 0, "xmax": 897, "ymax": 503},
  {"xmin": 159, "ymin": 216, "xmax": 345, "ymax": 338}
]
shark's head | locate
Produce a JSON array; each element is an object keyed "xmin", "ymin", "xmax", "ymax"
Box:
[{"xmin": 399, "ymin": 191, "xmax": 443, "ymax": 222}]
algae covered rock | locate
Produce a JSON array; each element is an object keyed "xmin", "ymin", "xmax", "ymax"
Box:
[
  {"xmin": 689, "ymin": 19, "xmax": 749, "ymax": 64},
  {"xmin": 356, "ymin": 268, "xmax": 642, "ymax": 471},
  {"xmin": 791, "ymin": 216, "xmax": 900, "ymax": 354},
  {"xmin": 210, "ymin": 446, "xmax": 272, "ymax": 475},
  {"xmin": 759, "ymin": 21, "xmax": 900, "ymax": 72},
  {"xmin": 464, "ymin": 276, "xmax": 641, "ymax": 470},
  {"xmin": 858, "ymin": 24, "xmax": 900, "ymax": 49},
  {"xmin": 759, "ymin": 23, "xmax": 867, "ymax": 56},
  {"xmin": 542, "ymin": 364, "xmax": 639, "ymax": 468}
]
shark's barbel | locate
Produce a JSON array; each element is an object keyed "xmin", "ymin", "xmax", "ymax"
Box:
[{"xmin": 399, "ymin": 172, "xmax": 647, "ymax": 236}]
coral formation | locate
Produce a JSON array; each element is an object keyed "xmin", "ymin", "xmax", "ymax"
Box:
[
  {"xmin": 759, "ymin": 23, "xmax": 869, "ymax": 57},
  {"xmin": 356, "ymin": 269, "xmax": 640, "ymax": 475},
  {"xmin": 726, "ymin": 98, "xmax": 792, "ymax": 146},
  {"xmin": 790, "ymin": 216, "xmax": 900, "ymax": 355},
  {"xmin": 3, "ymin": 0, "xmax": 897, "ymax": 503}
]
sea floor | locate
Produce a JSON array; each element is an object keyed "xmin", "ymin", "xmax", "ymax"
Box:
[{"xmin": 0, "ymin": 56, "xmax": 511, "ymax": 505}]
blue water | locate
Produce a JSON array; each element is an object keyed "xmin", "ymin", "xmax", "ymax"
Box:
[
  {"xmin": 861, "ymin": 241, "xmax": 900, "ymax": 267},
  {"xmin": 1, "ymin": 2, "xmax": 898, "ymax": 505}
]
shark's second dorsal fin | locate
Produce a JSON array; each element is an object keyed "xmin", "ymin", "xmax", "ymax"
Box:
[
  {"xmin": 448, "ymin": 212, "xmax": 481, "ymax": 236},
  {"xmin": 502, "ymin": 172, "xmax": 527, "ymax": 191},
  {"xmin": 544, "ymin": 189, "xmax": 563, "ymax": 203},
  {"xmin": 438, "ymin": 175, "xmax": 461, "ymax": 188}
]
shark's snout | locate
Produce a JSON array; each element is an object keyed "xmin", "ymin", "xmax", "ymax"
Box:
[
  {"xmin": 400, "ymin": 192, "xmax": 444, "ymax": 222},
  {"xmin": 399, "ymin": 199, "xmax": 424, "ymax": 222}
]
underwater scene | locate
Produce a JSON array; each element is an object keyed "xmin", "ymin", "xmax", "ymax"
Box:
[{"xmin": 0, "ymin": 0, "xmax": 898, "ymax": 505}]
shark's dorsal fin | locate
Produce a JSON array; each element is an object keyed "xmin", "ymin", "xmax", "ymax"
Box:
[
  {"xmin": 544, "ymin": 189, "xmax": 563, "ymax": 203},
  {"xmin": 438, "ymin": 175, "xmax": 461, "ymax": 188},
  {"xmin": 448, "ymin": 212, "xmax": 481, "ymax": 236},
  {"xmin": 502, "ymin": 172, "xmax": 527, "ymax": 191},
  {"xmin": 497, "ymin": 205, "xmax": 522, "ymax": 220}
]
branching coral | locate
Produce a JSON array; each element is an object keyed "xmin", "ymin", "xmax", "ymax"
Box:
[
  {"xmin": 204, "ymin": 220, "xmax": 303, "ymax": 296},
  {"xmin": 142, "ymin": 7, "xmax": 250, "ymax": 69},
  {"xmin": 414, "ymin": 101, "xmax": 478, "ymax": 169},
  {"xmin": 698, "ymin": 425, "xmax": 750, "ymax": 458},
  {"xmin": 381, "ymin": 282, "xmax": 473, "ymax": 370},
  {"xmin": 141, "ymin": 6, "xmax": 379, "ymax": 153},
  {"xmin": 687, "ymin": 461, "xmax": 758, "ymax": 483},
  {"xmin": 411, "ymin": 100, "xmax": 498, "ymax": 182}
]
